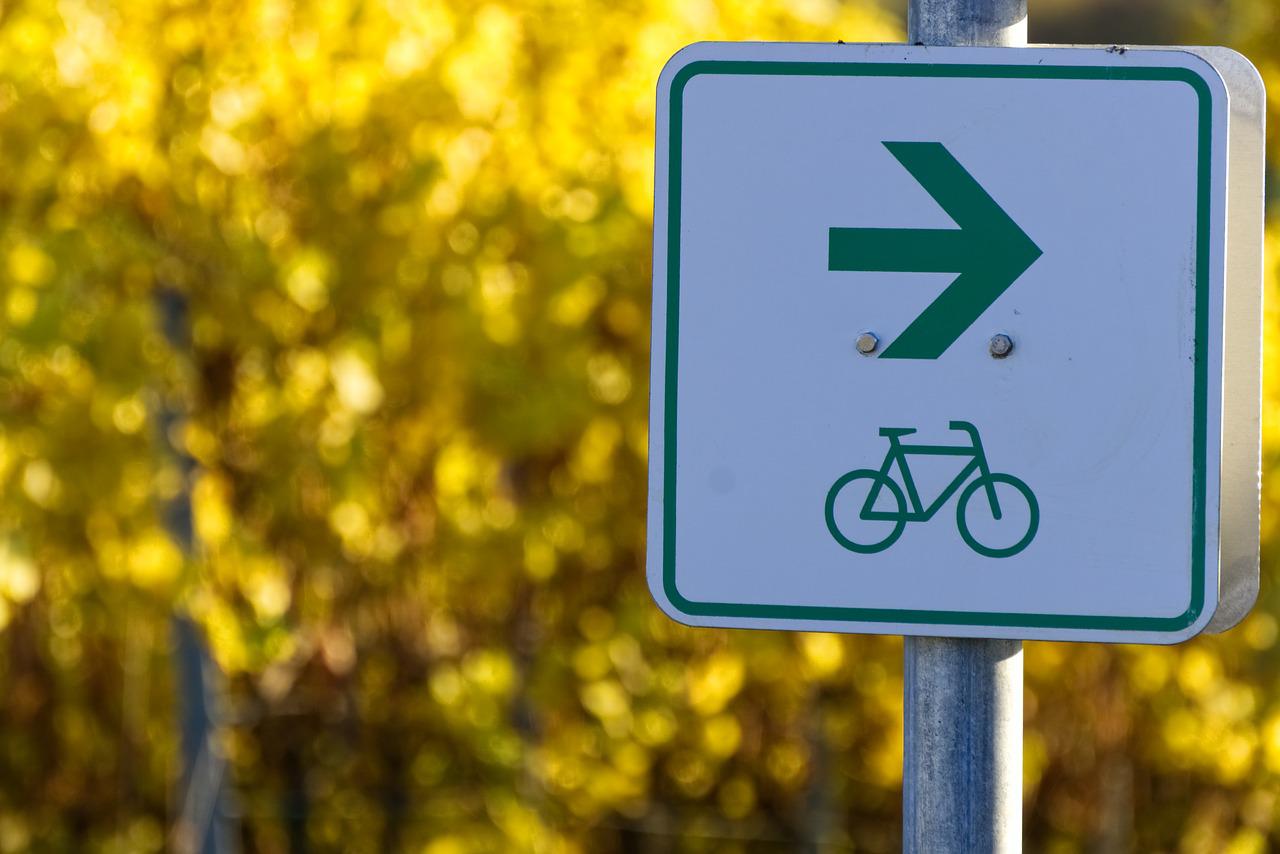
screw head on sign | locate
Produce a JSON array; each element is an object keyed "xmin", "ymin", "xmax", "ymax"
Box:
[
  {"xmin": 989, "ymin": 333, "xmax": 1014, "ymax": 359},
  {"xmin": 855, "ymin": 332, "xmax": 879, "ymax": 355}
]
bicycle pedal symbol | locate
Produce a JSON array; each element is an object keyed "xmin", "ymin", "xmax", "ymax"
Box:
[{"xmin": 825, "ymin": 421, "xmax": 1039, "ymax": 557}]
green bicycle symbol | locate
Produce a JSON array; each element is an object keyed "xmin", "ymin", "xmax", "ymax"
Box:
[{"xmin": 824, "ymin": 421, "xmax": 1039, "ymax": 558}]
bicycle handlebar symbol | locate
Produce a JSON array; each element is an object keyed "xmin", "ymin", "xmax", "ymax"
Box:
[{"xmin": 824, "ymin": 421, "xmax": 1039, "ymax": 558}]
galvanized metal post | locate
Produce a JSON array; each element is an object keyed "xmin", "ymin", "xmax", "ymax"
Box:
[
  {"xmin": 903, "ymin": 636, "xmax": 1022, "ymax": 852},
  {"xmin": 908, "ymin": 0, "xmax": 1027, "ymax": 47},
  {"xmin": 902, "ymin": 2, "xmax": 1026, "ymax": 852}
]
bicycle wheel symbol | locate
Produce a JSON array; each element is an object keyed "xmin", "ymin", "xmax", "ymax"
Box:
[
  {"xmin": 824, "ymin": 469, "xmax": 907, "ymax": 554},
  {"xmin": 956, "ymin": 473, "xmax": 1039, "ymax": 558},
  {"xmin": 824, "ymin": 422, "xmax": 1039, "ymax": 558}
]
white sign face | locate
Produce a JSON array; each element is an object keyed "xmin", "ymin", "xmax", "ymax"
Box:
[{"xmin": 646, "ymin": 42, "xmax": 1261, "ymax": 644}]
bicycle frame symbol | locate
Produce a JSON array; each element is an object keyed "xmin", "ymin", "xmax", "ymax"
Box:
[{"xmin": 824, "ymin": 421, "xmax": 1039, "ymax": 558}]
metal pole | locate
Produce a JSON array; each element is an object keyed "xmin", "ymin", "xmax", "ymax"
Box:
[
  {"xmin": 156, "ymin": 288, "xmax": 239, "ymax": 854},
  {"xmin": 908, "ymin": 0, "xmax": 1027, "ymax": 46},
  {"xmin": 903, "ymin": 637, "xmax": 1023, "ymax": 852},
  {"xmin": 902, "ymin": 2, "xmax": 1026, "ymax": 853}
]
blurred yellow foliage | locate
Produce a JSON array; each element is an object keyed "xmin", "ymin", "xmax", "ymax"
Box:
[{"xmin": 687, "ymin": 649, "xmax": 745, "ymax": 715}]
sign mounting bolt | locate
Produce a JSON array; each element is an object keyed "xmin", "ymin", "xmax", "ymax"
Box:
[
  {"xmin": 856, "ymin": 332, "xmax": 879, "ymax": 355},
  {"xmin": 989, "ymin": 333, "xmax": 1014, "ymax": 359}
]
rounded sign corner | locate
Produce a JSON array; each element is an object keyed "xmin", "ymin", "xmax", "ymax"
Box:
[
  {"xmin": 1150, "ymin": 596, "xmax": 1219, "ymax": 645},
  {"xmin": 1160, "ymin": 48, "xmax": 1232, "ymax": 104},
  {"xmin": 656, "ymin": 42, "xmax": 721, "ymax": 100},
  {"xmin": 646, "ymin": 569, "xmax": 706, "ymax": 629}
]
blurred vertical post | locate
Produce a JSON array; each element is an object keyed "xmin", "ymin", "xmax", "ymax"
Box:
[
  {"xmin": 901, "ymin": 2, "xmax": 1026, "ymax": 853},
  {"xmin": 156, "ymin": 287, "xmax": 240, "ymax": 854}
]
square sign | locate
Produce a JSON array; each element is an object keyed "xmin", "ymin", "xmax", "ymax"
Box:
[{"xmin": 646, "ymin": 43, "xmax": 1263, "ymax": 643}]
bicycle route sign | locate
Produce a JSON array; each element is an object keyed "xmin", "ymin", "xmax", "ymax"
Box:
[{"xmin": 646, "ymin": 42, "xmax": 1263, "ymax": 643}]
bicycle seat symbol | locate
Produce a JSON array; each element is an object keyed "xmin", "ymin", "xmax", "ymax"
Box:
[{"xmin": 824, "ymin": 421, "xmax": 1039, "ymax": 558}]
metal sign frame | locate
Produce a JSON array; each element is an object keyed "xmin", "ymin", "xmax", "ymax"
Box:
[{"xmin": 646, "ymin": 42, "xmax": 1261, "ymax": 644}]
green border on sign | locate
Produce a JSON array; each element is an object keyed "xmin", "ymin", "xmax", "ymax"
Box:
[{"xmin": 661, "ymin": 60, "xmax": 1212, "ymax": 631}]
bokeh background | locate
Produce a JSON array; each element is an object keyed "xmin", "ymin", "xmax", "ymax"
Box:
[{"xmin": 0, "ymin": 0, "xmax": 1276, "ymax": 851}]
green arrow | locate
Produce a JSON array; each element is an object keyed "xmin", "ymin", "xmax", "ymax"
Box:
[{"xmin": 828, "ymin": 141, "xmax": 1042, "ymax": 360}]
